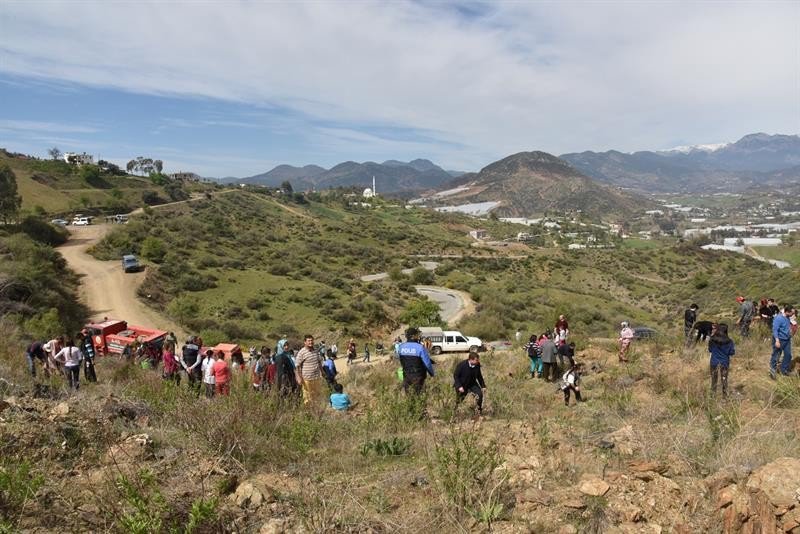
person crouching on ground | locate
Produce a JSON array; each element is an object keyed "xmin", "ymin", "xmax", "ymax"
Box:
[
  {"xmin": 453, "ymin": 352, "xmax": 487, "ymax": 415},
  {"xmin": 619, "ymin": 322, "xmax": 635, "ymax": 362},
  {"xmin": 330, "ymin": 383, "xmax": 352, "ymax": 411},
  {"xmin": 561, "ymin": 361, "xmax": 583, "ymax": 406},
  {"xmin": 213, "ymin": 350, "xmax": 231, "ymax": 396},
  {"xmin": 709, "ymin": 323, "xmax": 735, "ymax": 397}
]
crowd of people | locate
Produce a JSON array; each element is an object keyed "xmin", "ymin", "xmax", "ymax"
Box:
[
  {"xmin": 22, "ymin": 300, "xmax": 797, "ymax": 413},
  {"xmin": 684, "ymin": 297, "xmax": 798, "ymax": 397}
]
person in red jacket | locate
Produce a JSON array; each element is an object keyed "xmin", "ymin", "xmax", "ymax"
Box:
[{"xmin": 212, "ymin": 350, "xmax": 231, "ymax": 396}]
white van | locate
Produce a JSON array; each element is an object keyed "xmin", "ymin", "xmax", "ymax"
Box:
[
  {"xmin": 418, "ymin": 327, "xmax": 483, "ymax": 355},
  {"xmin": 72, "ymin": 217, "xmax": 91, "ymax": 226}
]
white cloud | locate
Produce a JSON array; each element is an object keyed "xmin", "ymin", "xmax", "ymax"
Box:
[
  {"xmin": 1, "ymin": 1, "xmax": 797, "ymax": 170},
  {"xmin": 0, "ymin": 119, "xmax": 100, "ymax": 134}
]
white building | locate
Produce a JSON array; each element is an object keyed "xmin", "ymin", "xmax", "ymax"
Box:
[
  {"xmin": 63, "ymin": 152, "xmax": 94, "ymax": 165},
  {"xmin": 723, "ymin": 237, "xmax": 782, "ymax": 247},
  {"xmin": 469, "ymin": 229, "xmax": 488, "ymax": 240}
]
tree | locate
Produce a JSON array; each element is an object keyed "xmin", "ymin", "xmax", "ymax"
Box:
[
  {"xmin": 47, "ymin": 147, "xmax": 62, "ymax": 161},
  {"xmin": 0, "ymin": 163, "xmax": 22, "ymax": 224},
  {"xmin": 399, "ymin": 298, "xmax": 442, "ymax": 327},
  {"xmin": 280, "ymin": 180, "xmax": 293, "ymax": 194},
  {"xmin": 126, "ymin": 159, "xmax": 137, "ymax": 174},
  {"xmin": 154, "ymin": 160, "xmax": 163, "ymax": 173}
]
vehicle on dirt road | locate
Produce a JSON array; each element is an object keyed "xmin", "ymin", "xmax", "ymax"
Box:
[
  {"xmin": 72, "ymin": 216, "xmax": 92, "ymax": 226},
  {"xmin": 418, "ymin": 327, "xmax": 484, "ymax": 355},
  {"xmin": 84, "ymin": 319, "xmax": 167, "ymax": 356},
  {"xmin": 50, "ymin": 218, "xmax": 68, "ymax": 226},
  {"xmin": 122, "ymin": 254, "xmax": 142, "ymax": 273}
]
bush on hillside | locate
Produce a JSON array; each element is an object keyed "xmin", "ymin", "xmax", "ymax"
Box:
[
  {"xmin": 17, "ymin": 216, "xmax": 69, "ymax": 246},
  {"xmin": 140, "ymin": 236, "xmax": 167, "ymax": 263}
]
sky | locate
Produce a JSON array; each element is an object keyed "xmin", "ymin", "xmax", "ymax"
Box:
[{"xmin": 1, "ymin": 1, "xmax": 798, "ymax": 178}]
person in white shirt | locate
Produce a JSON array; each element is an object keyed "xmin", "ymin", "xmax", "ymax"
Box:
[
  {"xmin": 201, "ymin": 349, "xmax": 216, "ymax": 398},
  {"xmin": 54, "ymin": 339, "xmax": 83, "ymax": 390}
]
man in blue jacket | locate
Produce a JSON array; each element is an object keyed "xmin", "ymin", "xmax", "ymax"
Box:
[
  {"xmin": 771, "ymin": 306, "xmax": 793, "ymax": 378},
  {"xmin": 398, "ymin": 327, "xmax": 434, "ymax": 394}
]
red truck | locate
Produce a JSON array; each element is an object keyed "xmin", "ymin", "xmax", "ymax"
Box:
[{"xmin": 84, "ymin": 319, "xmax": 167, "ymax": 356}]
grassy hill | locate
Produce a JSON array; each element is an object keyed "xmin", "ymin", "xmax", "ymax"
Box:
[
  {"xmin": 1, "ymin": 149, "xmax": 212, "ymax": 216},
  {"xmin": 88, "ymin": 188, "xmax": 799, "ymax": 351}
]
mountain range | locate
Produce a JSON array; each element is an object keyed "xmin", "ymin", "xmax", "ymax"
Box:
[
  {"xmin": 559, "ymin": 133, "xmax": 800, "ymax": 192},
  {"xmin": 229, "ymin": 159, "xmax": 458, "ymax": 193}
]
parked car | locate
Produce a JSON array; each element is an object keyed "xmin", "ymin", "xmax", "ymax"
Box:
[
  {"xmin": 72, "ymin": 217, "xmax": 91, "ymax": 226},
  {"xmin": 633, "ymin": 326, "xmax": 660, "ymax": 340},
  {"xmin": 122, "ymin": 254, "xmax": 142, "ymax": 273},
  {"xmin": 50, "ymin": 219, "xmax": 68, "ymax": 226}
]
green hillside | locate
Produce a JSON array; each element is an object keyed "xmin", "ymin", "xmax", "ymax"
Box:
[
  {"xmin": 90, "ymin": 189, "xmax": 799, "ymax": 348},
  {"xmin": 1, "ymin": 149, "xmax": 212, "ymax": 216}
]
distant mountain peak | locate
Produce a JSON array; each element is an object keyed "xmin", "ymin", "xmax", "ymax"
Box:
[{"xmin": 659, "ymin": 142, "xmax": 730, "ymax": 155}]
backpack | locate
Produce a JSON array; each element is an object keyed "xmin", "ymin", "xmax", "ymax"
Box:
[{"xmin": 526, "ymin": 343, "xmax": 540, "ymax": 359}]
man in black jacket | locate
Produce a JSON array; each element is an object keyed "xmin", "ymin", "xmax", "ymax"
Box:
[{"xmin": 453, "ymin": 353, "xmax": 487, "ymax": 415}]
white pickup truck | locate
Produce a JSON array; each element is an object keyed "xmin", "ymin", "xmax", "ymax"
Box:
[{"xmin": 418, "ymin": 327, "xmax": 483, "ymax": 355}]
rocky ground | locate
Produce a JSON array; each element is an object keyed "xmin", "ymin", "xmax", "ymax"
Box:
[{"xmin": 2, "ymin": 337, "xmax": 799, "ymax": 533}]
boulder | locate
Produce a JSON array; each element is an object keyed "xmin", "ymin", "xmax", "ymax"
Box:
[
  {"xmin": 579, "ymin": 477, "xmax": 610, "ymax": 497},
  {"xmin": 259, "ymin": 518, "xmax": 288, "ymax": 534},
  {"xmin": 715, "ymin": 457, "xmax": 800, "ymax": 533},
  {"xmin": 233, "ymin": 481, "xmax": 264, "ymax": 509}
]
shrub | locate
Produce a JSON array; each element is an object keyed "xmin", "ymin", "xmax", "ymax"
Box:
[
  {"xmin": 140, "ymin": 236, "xmax": 167, "ymax": 263},
  {"xmin": 428, "ymin": 432, "xmax": 508, "ymax": 526},
  {"xmin": 18, "ymin": 216, "xmax": 68, "ymax": 246}
]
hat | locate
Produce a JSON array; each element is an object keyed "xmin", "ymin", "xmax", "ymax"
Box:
[{"xmin": 621, "ymin": 321, "xmax": 629, "ymax": 327}]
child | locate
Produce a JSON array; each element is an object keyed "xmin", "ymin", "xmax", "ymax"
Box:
[
  {"xmin": 561, "ymin": 362, "xmax": 582, "ymax": 406},
  {"xmin": 323, "ymin": 351, "xmax": 338, "ymax": 390},
  {"xmin": 329, "ymin": 383, "xmax": 351, "ymax": 411},
  {"xmin": 252, "ymin": 349, "xmax": 269, "ymax": 391},
  {"xmin": 618, "ymin": 322, "xmax": 635, "ymax": 362}
]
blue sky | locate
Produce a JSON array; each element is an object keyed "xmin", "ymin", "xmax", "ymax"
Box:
[{"xmin": 1, "ymin": 1, "xmax": 797, "ymax": 178}]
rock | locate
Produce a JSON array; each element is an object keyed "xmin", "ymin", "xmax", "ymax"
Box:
[
  {"xmin": 633, "ymin": 471, "xmax": 654, "ymax": 482},
  {"xmin": 0, "ymin": 399, "xmax": 9, "ymax": 413},
  {"xmin": 558, "ymin": 526, "xmax": 578, "ymax": 534},
  {"xmin": 604, "ymin": 425, "xmax": 638, "ymax": 456},
  {"xmin": 50, "ymin": 402, "xmax": 70, "ymax": 417},
  {"xmin": 579, "ymin": 477, "xmax": 610, "ymax": 497},
  {"xmin": 597, "ymin": 440, "xmax": 615, "ymax": 450},
  {"xmin": 259, "ymin": 518, "xmax": 288, "ymax": 534},
  {"xmin": 104, "ymin": 433, "xmax": 154, "ymax": 464},
  {"xmin": 782, "ymin": 507, "xmax": 800, "ymax": 532},
  {"xmin": 745, "ymin": 457, "xmax": 800, "ymax": 510},
  {"xmin": 515, "ymin": 488, "xmax": 552, "ymax": 505},
  {"xmin": 234, "ymin": 481, "xmax": 264, "ymax": 509},
  {"xmin": 563, "ymin": 498, "xmax": 586, "ymax": 509},
  {"xmin": 624, "ymin": 507, "xmax": 643, "ymax": 522},
  {"xmin": 628, "ymin": 461, "xmax": 667, "ymax": 474},
  {"xmin": 716, "ymin": 485, "xmax": 736, "ymax": 509}
]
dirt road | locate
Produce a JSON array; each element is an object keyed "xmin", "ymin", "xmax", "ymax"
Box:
[{"xmin": 58, "ymin": 225, "xmax": 186, "ymax": 338}]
